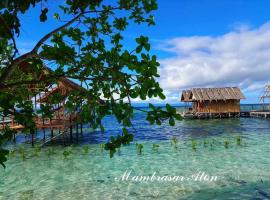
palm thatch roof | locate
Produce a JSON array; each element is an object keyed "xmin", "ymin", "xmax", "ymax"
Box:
[
  {"xmin": 17, "ymin": 60, "xmax": 83, "ymax": 90},
  {"xmin": 17, "ymin": 61, "xmax": 105, "ymax": 105},
  {"xmin": 181, "ymin": 87, "xmax": 245, "ymax": 102}
]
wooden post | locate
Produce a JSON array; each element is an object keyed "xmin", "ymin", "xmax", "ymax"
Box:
[
  {"xmin": 69, "ymin": 116, "xmax": 73, "ymax": 142},
  {"xmin": 70, "ymin": 125, "xmax": 73, "ymax": 142},
  {"xmin": 13, "ymin": 132, "xmax": 16, "ymax": 143},
  {"xmin": 42, "ymin": 118, "xmax": 45, "ymax": 141},
  {"xmin": 31, "ymin": 129, "xmax": 35, "ymax": 147},
  {"xmin": 62, "ymin": 130, "xmax": 66, "ymax": 146},
  {"xmin": 31, "ymin": 133, "xmax": 34, "ymax": 147},
  {"xmin": 80, "ymin": 123, "xmax": 83, "ymax": 136},
  {"xmin": 11, "ymin": 110, "xmax": 15, "ymax": 142},
  {"xmin": 43, "ymin": 129, "xmax": 46, "ymax": 141},
  {"xmin": 76, "ymin": 123, "xmax": 79, "ymax": 141},
  {"xmin": 51, "ymin": 128, "xmax": 54, "ymax": 138}
]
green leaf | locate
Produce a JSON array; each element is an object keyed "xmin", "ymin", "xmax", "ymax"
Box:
[
  {"xmin": 145, "ymin": 43, "xmax": 150, "ymax": 51},
  {"xmin": 40, "ymin": 8, "xmax": 48, "ymax": 22},
  {"xmin": 0, "ymin": 149, "xmax": 9, "ymax": 168},
  {"xmin": 136, "ymin": 46, "xmax": 143, "ymax": 53},
  {"xmin": 169, "ymin": 117, "xmax": 175, "ymax": 126},
  {"xmin": 158, "ymin": 93, "xmax": 166, "ymax": 100},
  {"xmin": 53, "ymin": 13, "xmax": 60, "ymax": 20},
  {"xmin": 174, "ymin": 113, "xmax": 182, "ymax": 120},
  {"xmin": 149, "ymin": 103, "xmax": 155, "ymax": 110}
]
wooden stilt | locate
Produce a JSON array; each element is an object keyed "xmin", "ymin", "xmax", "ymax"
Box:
[
  {"xmin": 43, "ymin": 129, "xmax": 46, "ymax": 141},
  {"xmin": 13, "ymin": 132, "xmax": 16, "ymax": 143},
  {"xmin": 70, "ymin": 125, "xmax": 73, "ymax": 142},
  {"xmin": 0, "ymin": 78, "xmax": 86, "ymax": 145},
  {"xmin": 31, "ymin": 129, "xmax": 34, "ymax": 147},
  {"xmin": 80, "ymin": 123, "xmax": 83, "ymax": 136},
  {"xmin": 76, "ymin": 123, "xmax": 79, "ymax": 141},
  {"xmin": 62, "ymin": 130, "xmax": 66, "ymax": 146},
  {"xmin": 49, "ymin": 117, "xmax": 53, "ymax": 140},
  {"xmin": 69, "ymin": 115, "xmax": 73, "ymax": 142},
  {"xmin": 42, "ymin": 118, "xmax": 45, "ymax": 141},
  {"xmin": 32, "ymin": 134, "xmax": 34, "ymax": 147}
]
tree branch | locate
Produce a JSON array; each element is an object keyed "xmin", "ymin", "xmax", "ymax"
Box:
[
  {"xmin": 0, "ymin": 6, "xmax": 122, "ymax": 87},
  {"xmin": 32, "ymin": 13, "xmax": 84, "ymax": 53},
  {"xmin": 0, "ymin": 52, "xmax": 38, "ymax": 85},
  {"xmin": 32, "ymin": 6, "xmax": 121, "ymax": 53},
  {"xmin": 0, "ymin": 13, "xmax": 83, "ymax": 85}
]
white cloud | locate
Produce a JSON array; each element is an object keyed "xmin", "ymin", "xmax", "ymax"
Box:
[{"xmin": 157, "ymin": 22, "xmax": 270, "ymax": 99}]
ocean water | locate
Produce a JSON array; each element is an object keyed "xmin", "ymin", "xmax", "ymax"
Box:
[{"xmin": 0, "ymin": 107, "xmax": 270, "ymax": 200}]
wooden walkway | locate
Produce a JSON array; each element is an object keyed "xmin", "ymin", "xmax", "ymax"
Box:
[
  {"xmin": 181, "ymin": 111, "xmax": 270, "ymax": 119},
  {"xmin": 181, "ymin": 112, "xmax": 242, "ymax": 119},
  {"xmin": 0, "ymin": 61, "xmax": 90, "ymax": 146},
  {"xmin": 0, "ymin": 113, "xmax": 83, "ymax": 146},
  {"xmin": 250, "ymin": 111, "xmax": 270, "ymax": 119}
]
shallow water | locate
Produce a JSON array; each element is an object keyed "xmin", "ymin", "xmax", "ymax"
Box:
[{"xmin": 1, "ymin": 110, "xmax": 270, "ymax": 200}]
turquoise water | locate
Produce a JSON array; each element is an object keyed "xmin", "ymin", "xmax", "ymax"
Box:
[{"xmin": 1, "ymin": 110, "xmax": 270, "ymax": 199}]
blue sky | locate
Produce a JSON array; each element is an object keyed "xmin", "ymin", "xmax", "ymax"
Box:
[{"xmin": 17, "ymin": 0, "xmax": 270, "ymax": 104}]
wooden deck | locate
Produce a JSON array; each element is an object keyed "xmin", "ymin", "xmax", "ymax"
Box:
[
  {"xmin": 181, "ymin": 110, "xmax": 270, "ymax": 119},
  {"xmin": 0, "ymin": 61, "xmax": 89, "ymax": 146},
  {"xmin": 0, "ymin": 113, "xmax": 82, "ymax": 146},
  {"xmin": 181, "ymin": 112, "xmax": 242, "ymax": 119},
  {"xmin": 250, "ymin": 111, "xmax": 270, "ymax": 119},
  {"xmin": 0, "ymin": 113, "xmax": 79, "ymax": 130}
]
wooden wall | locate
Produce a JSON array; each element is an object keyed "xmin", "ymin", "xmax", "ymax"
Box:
[{"xmin": 192, "ymin": 100, "xmax": 240, "ymax": 113}]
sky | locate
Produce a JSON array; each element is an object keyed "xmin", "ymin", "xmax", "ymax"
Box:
[{"xmin": 17, "ymin": 0, "xmax": 270, "ymax": 104}]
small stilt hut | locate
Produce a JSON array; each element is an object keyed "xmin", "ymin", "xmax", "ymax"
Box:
[
  {"xmin": 0, "ymin": 61, "xmax": 91, "ymax": 145},
  {"xmin": 249, "ymin": 85, "xmax": 270, "ymax": 119},
  {"xmin": 259, "ymin": 85, "xmax": 270, "ymax": 111},
  {"xmin": 180, "ymin": 87, "xmax": 245, "ymax": 118}
]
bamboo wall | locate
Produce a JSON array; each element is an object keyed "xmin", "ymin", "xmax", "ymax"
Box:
[{"xmin": 193, "ymin": 100, "xmax": 240, "ymax": 113}]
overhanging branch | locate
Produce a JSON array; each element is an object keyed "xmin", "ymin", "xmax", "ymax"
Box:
[
  {"xmin": 0, "ymin": 6, "xmax": 122, "ymax": 87},
  {"xmin": 0, "ymin": 13, "xmax": 84, "ymax": 85},
  {"xmin": 32, "ymin": 13, "xmax": 84, "ymax": 53}
]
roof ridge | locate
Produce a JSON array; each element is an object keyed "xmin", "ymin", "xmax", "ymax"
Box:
[{"xmin": 181, "ymin": 87, "xmax": 245, "ymax": 102}]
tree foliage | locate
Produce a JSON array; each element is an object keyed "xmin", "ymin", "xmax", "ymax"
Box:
[{"xmin": 0, "ymin": 0, "xmax": 181, "ymax": 167}]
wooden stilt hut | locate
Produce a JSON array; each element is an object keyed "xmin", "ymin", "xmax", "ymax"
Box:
[
  {"xmin": 259, "ymin": 85, "xmax": 270, "ymax": 111},
  {"xmin": 180, "ymin": 87, "xmax": 245, "ymax": 118},
  {"xmin": 0, "ymin": 61, "xmax": 89, "ymax": 145},
  {"xmin": 249, "ymin": 85, "xmax": 270, "ymax": 119}
]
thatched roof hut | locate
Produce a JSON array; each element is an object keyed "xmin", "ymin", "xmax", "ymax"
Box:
[{"xmin": 181, "ymin": 87, "xmax": 245, "ymax": 115}]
